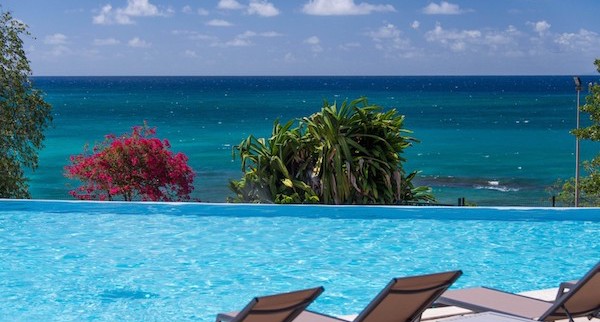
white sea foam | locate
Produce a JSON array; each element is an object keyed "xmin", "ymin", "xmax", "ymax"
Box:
[{"xmin": 475, "ymin": 182, "xmax": 520, "ymax": 192}]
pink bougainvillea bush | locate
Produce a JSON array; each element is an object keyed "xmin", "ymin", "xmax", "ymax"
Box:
[{"xmin": 65, "ymin": 124, "xmax": 196, "ymax": 201}]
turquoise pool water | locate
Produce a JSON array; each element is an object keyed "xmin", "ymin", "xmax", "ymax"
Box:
[{"xmin": 1, "ymin": 200, "xmax": 599, "ymax": 321}]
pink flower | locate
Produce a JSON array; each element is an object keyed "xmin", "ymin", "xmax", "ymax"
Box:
[{"xmin": 64, "ymin": 123, "xmax": 196, "ymax": 202}]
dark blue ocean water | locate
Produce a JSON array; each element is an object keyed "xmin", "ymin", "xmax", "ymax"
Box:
[{"xmin": 28, "ymin": 76, "xmax": 599, "ymax": 206}]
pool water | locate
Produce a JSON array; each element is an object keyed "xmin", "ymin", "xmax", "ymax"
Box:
[{"xmin": 1, "ymin": 200, "xmax": 599, "ymax": 321}]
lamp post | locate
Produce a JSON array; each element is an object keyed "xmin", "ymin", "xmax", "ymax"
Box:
[{"xmin": 573, "ymin": 76, "xmax": 582, "ymax": 207}]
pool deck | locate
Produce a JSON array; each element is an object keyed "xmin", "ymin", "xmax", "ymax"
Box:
[
  {"xmin": 426, "ymin": 287, "xmax": 595, "ymax": 321},
  {"xmin": 333, "ymin": 287, "xmax": 597, "ymax": 321}
]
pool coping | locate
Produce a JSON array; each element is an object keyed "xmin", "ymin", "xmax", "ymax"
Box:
[{"xmin": 2, "ymin": 199, "xmax": 599, "ymax": 221}]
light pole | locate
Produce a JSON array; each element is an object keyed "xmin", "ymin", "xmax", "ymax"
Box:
[{"xmin": 573, "ymin": 76, "xmax": 582, "ymax": 207}]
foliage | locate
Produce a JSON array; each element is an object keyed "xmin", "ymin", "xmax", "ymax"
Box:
[
  {"xmin": 550, "ymin": 157, "xmax": 600, "ymax": 207},
  {"xmin": 229, "ymin": 97, "xmax": 434, "ymax": 204},
  {"xmin": 65, "ymin": 124, "xmax": 196, "ymax": 201},
  {"xmin": 572, "ymin": 59, "xmax": 600, "ymax": 141},
  {"xmin": 553, "ymin": 59, "xmax": 600, "ymax": 206},
  {"xmin": 228, "ymin": 119, "xmax": 319, "ymax": 204},
  {"xmin": 0, "ymin": 9, "xmax": 53, "ymax": 198}
]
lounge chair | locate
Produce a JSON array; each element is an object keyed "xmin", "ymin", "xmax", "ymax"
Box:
[
  {"xmin": 437, "ymin": 261, "xmax": 600, "ymax": 321},
  {"xmin": 215, "ymin": 286, "xmax": 324, "ymax": 322},
  {"xmin": 305, "ymin": 270, "xmax": 463, "ymax": 322}
]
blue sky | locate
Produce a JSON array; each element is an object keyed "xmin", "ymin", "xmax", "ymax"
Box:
[{"xmin": 4, "ymin": 0, "xmax": 600, "ymax": 75}]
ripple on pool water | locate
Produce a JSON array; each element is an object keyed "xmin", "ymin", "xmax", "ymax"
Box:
[{"xmin": 0, "ymin": 201, "xmax": 598, "ymax": 321}]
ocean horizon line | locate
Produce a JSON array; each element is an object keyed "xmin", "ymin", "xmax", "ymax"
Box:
[{"xmin": 31, "ymin": 74, "xmax": 595, "ymax": 78}]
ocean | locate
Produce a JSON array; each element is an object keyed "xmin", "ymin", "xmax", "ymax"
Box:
[{"xmin": 27, "ymin": 76, "xmax": 599, "ymax": 206}]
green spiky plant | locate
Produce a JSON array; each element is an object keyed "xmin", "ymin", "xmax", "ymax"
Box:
[
  {"xmin": 229, "ymin": 97, "xmax": 434, "ymax": 204},
  {"xmin": 229, "ymin": 119, "xmax": 319, "ymax": 203}
]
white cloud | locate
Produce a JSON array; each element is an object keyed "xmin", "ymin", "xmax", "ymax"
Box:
[
  {"xmin": 218, "ymin": 0, "xmax": 244, "ymax": 10},
  {"xmin": 128, "ymin": 37, "xmax": 151, "ymax": 48},
  {"xmin": 48, "ymin": 45, "xmax": 71, "ymax": 57},
  {"xmin": 191, "ymin": 34, "xmax": 217, "ymax": 41},
  {"xmin": 305, "ymin": 36, "xmax": 320, "ymax": 45},
  {"xmin": 236, "ymin": 30, "xmax": 283, "ymax": 38},
  {"xmin": 284, "ymin": 52, "xmax": 296, "ymax": 63},
  {"xmin": 122, "ymin": 0, "xmax": 160, "ymax": 16},
  {"xmin": 206, "ymin": 19, "xmax": 233, "ymax": 27},
  {"xmin": 182, "ymin": 5, "xmax": 193, "ymax": 14},
  {"xmin": 225, "ymin": 38, "xmax": 253, "ymax": 47},
  {"xmin": 368, "ymin": 24, "xmax": 401, "ymax": 39},
  {"xmin": 213, "ymin": 34, "xmax": 251, "ymax": 47},
  {"xmin": 197, "ymin": 8, "xmax": 210, "ymax": 16},
  {"xmin": 93, "ymin": 0, "xmax": 167, "ymax": 25},
  {"xmin": 260, "ymin": 31, "xmax": 283, "ymax": 37},
  {"xmin": 44, "ymin": 33, "xmax": 68, "ymax": 45},
  {"xmin": 522, "ymin": 21, "xmax": 552, "ymax": 56},
  {"xmin": 96, "ymin": 6, "xmax": 129, "ymax": 24},
  {"xmin": 42, "ymin": 33, "xmax": 73, "ymax": 58},
  {"xmin": 339, "ymin": 42, "xmax": 361, "ymax": 50},
  {"xmin": 184, "ymin": 49, "xmax": 199, "ymax": 58},
  {"xmin": 367, "ymin": 24, "xmax": 416, "ymax": 57},
  {"xmin": 484, "ymin": 33, "xmax": 512, "ymax": 47},
  {"xmin": 217, "ymin": 0, "xmax": 280, "ymax": 16},
  {"xmin": 528, "ymin": 20, "xmax": 551, "ymax": 34},
  {"xmin": 304, "ymin": 36, "xmax": 323, "ymax": 52},
  {"xmin": 302, "ymin": 0, "xmax": 395, "ymax": 16},
  {"xmin": 238, "ymin": 31, "xmax": 258, "ymax": 38},
  {"xmin": 411, "ymin": 20, "xmax": 420, "ymax": 30},
  {"xmin": 172, "ymin": 30, "xmax": 217, "ymax": 41},
  {"xmin": 555, "ymin": 29, "xmax": 600, "ymax": 51},
  {"xmin": 425, "ymin": 23, "xmax": 524, "ymax": 55},
  {"xmin": 481, "ymin": 28, "xmax": 523, "ymax": 56},
  {"xmin": 93, "ymin": 38, "xmax": 120, "ymax": 46},
  {"xmin": 213, "ymin": 30, "xmax": 281, "ymax": 47},
  {"xmin": 247, "ymin": 0, "xmax": 280, "ymax": 17},
  {"xmin": 422, "ymin": 1, "xmax": 465, "ymax": 15},
  {"xmin": 425, "ymin": 23, "xmax": 481, "ymax": 52}
]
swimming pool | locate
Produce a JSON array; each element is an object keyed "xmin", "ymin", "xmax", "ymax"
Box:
[{"xmin": 1, "ymin": 200, "xmax": 599, "ymax": 321}]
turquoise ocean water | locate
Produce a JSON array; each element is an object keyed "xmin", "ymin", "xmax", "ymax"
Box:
[{"xmin": 29, "ymin": 76, "xmax": 599, "ymax": 206}]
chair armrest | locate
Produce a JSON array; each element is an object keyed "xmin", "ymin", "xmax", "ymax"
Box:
[{"xmin": 555, "ymin": 280, "xmax": 577, "ymax": 300}]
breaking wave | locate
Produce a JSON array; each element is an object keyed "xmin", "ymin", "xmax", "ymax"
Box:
[
  {"xmin": 417, "ymin": 176, "xmax": 526, "ymax": 193},
  {"xmin": 475, "ymin": 181, "xmax": 521, "ymax": 192}
]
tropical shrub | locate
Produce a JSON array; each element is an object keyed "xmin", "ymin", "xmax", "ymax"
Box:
[
  {"xmin": 550, "ymin": 158, "xmax": 600, "ymax": 207},
  {"xmin": 0, "ymin": 9, "xmax": 53, "ymax": 198},
  {"xmin": 65, "ymin": 124, "xmax": 195, "ymax": 201},
  {"xmin": 229, "ymin": 119, "xmax": 319, "ymax": 204},
  {"xmin": 229, "ymin": 97, "xmax": 434, "ymax": 204}
]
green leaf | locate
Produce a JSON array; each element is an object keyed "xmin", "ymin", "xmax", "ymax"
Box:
[{"xmin": 282, "ymin": 178, "xmax": 293, "ymax": 188}]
